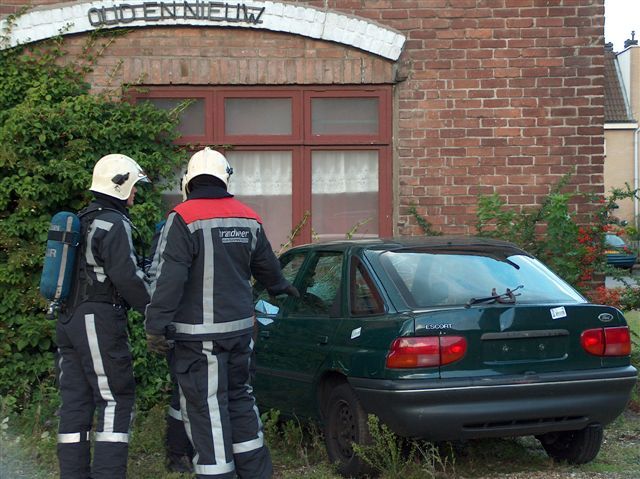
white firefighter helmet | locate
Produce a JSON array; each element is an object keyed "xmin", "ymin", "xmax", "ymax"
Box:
[
  {"xmin": 90, "ymin": 154, "xmax": 150, "ymax": 200},
  {"xmin": 181, "ymin": 147, "xmax": 233, "ymax": 200}
]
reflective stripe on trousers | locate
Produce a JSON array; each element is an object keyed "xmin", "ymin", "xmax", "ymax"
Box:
[
  {"xmin": 171, "ymin": 335, "xmax": 272, "ymax": 478},
  {"xmin": 56, "ymin": 303, "xmax": 135, "ymax": 479}
]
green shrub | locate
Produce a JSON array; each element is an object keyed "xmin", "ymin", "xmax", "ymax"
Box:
[
  {"xmin": 475, "ymin": 177, "xmax": 639, "ymax": 293},
  {"xmin": 0, "ymin": 31, "xmax": 183, "ymax": 410},
  {"xmin": 261, "ymin": 409, "xmax": 327, "ymax": 469},
  {"xmin": 352, "ymin": 414, "xmax": 455, "ymax": 479}
]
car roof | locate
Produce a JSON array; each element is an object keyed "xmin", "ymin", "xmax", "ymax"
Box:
[{"xmin": 283, "ymin": 236, "xmax": 529, "ymax": 256}]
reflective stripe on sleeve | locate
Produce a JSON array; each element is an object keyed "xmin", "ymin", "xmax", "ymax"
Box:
[{"xmin": 87, "ymin": 219, "xmax": 113, "ymax": 283}]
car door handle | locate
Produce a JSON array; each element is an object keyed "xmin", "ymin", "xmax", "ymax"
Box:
[
  {"xmin": 260, "ymin": 331, "xmax": 270, "ymax": 338},
  {"xmin": 317, "ymin": 335, "xmax": 328, "ymax": 345}
]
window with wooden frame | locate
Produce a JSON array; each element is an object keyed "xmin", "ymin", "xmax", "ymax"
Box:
[{"xmin": 132, "ymin": 86, "xmax": 392, "ymax": 247}]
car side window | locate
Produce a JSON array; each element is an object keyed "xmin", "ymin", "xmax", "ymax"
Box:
[
  {"xmin": 290, "ymin": 252, "xmax": 343, "ymax": 317},
  {"xmin": 350, "ymin": 257, "xmax": 384, "ymax": 316},
  {"xmin": 253, "ymin": 252, "xmax": 306, "ymax": 308},
  {"xmin": 281, "ymin": 254, "xmax": 306, "ymax": 283}
]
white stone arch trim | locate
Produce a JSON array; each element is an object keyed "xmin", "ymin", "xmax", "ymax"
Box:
[{"xmin": 0, "ymin": 1, "xmax": 406, "ymax": 60}]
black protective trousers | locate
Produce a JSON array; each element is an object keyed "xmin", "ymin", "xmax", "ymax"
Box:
[
  {"xmin": 170, "ymin": 334, "xmax": 272, "ymax": 479},
  {"xmin": 55, "ymin": 302, "xmax": 135, "ymax": 479},
  {"xmin": 166, "ymin": 354, "xmax": 194, "ymax": 462}
]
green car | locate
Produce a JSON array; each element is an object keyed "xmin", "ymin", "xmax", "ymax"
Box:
[{"xmin": 252, "ymin": 237, "xmax": 637, "ymax": 477}]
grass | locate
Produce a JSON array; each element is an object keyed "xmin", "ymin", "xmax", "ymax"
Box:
[
  {"xmin": 2, "ymin": 312, "xmax": 639, "ymax": 479},
  {"xmin": 627, "ymin": 310, "xmax": 640, "ymax": 337},
  {"xmin": 3, "ymin": 405, "xmax": 638, "ymax": 479}
]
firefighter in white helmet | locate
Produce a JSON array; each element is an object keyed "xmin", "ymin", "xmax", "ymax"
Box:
[
  {"xmin": 56, "ymin": 154, "xmax": 151, "ymax": 479},
  {"xmin": 145, "ymin": 147, "xmax": 298, "ymax": 479}
]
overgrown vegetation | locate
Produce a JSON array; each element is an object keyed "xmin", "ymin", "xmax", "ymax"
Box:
[
  {"xmin": 1, "ymin": 16, "xmax": 639, "ymax": 479},
  {"xmin": 409, "ymin": 178, "xmax": 640, "ymax": 315},
  {"xmin": 474, "ymin": 177, "xmax": 638, "ymax": 293},
  {"xmin": 0, "ymin": 30, "xmax": 184, "ymax": 412},
  {"xmin": 352, "ymin": 415, "xmax": 456, "ymax": 478}
]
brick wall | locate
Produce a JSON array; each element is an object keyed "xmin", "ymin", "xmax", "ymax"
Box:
[
  {"xmin": 2, "ymin": 0, "xmax": 606, "ymax": 236},
  {"xmin": 0, "ymin": 0, "xmax": 59, "ymax": 15},
  {"xmin": 58, "ymin": 28, "xmax": 396, "ymax": 89},
  {"xmin": 340, "ymin": 0, "xmax": 605, "ymax": 235}
]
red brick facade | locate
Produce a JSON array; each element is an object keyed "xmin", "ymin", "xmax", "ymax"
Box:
[{"xmin": 2, "ymin": 0, "xmax": 606, "ymax": 236}]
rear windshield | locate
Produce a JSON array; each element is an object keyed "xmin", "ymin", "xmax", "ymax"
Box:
[
  {"xmin": 605, "ymin": 234, "xmax": 625, "ymax": 247},
  {"xmin": 375, "ymin": 250, "xmax": 585, "ymax": 308}
]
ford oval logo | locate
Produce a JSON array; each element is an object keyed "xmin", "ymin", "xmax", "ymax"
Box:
[{"xmin": 598, "ymin": 313, "xmax": 614, "ymax": 323}]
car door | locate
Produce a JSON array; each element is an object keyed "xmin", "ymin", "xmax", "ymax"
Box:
[{"xmin": 253, "ymin": 250, "xmax": 345, "ymax": 418}]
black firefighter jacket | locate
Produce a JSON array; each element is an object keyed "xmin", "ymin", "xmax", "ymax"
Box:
[
  {"xmin": 144, "ymin": 189, "xmax": 290, "ymax": 341},
  {"xmin": 67, "ymin": 198, "xmax": 150, "ymax": 315}
]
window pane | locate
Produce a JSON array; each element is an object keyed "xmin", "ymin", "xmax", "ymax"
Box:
[
  {"xmin": 290, "ymin": 252, "xmax": 343, "ymax": 316},
  {"xmin": 377, "ymin": 252, "xmax": 585, "ymax": 308},
  {"xmin": 254, "ymin": 253, "xmax": 305, "ymax": 306},
  {"xmin": 159, "ymin": 168, "xmax": 184, "ymax": 212},
  {"xmin": 144, "ymin": 98, "xmax": 205, "ymax": 136},
  {"xmin": 312, "ymin": 151, "xmax": 378, "ymax": 242},
  {"xmin": 281, "ymin": 254, "xmax": 306, "ymax": 284},
  {"xmin": 225, "ymin": 98, "xmax": 292, "ymax": 135},
  {"xmin": 226, "ymin": 151, "xmax": 292, "ymax": 250},
  {"xmin": 351, "ymin": 259, "xmax": 384, "ymax": 316},
  {"xmin": 311, "ymin": 98, "xmax": 379, "ymax": 135}
]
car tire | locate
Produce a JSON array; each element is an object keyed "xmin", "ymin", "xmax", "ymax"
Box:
[
  {"xmin": 324, "ymin": 382, "xmax": 373, "ymax": 478},
  {"xmin": 536, "ymin": 424, "xmax": 603, "ymax": 464}
]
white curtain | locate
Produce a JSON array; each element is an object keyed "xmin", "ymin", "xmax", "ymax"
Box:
[
  {"xmin": 311, "ymin": 151, "xmax": 378, "ymax": 194},
  {"xmin": 226, "ymin": 151, "xmax": 292, "ymax": 249},
  {"xmin": 312, "ymin": 151, "xmax": 379, "ymax": 241}
]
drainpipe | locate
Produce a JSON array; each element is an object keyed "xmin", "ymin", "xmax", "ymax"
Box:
[{"xmin": 635, "ymin": 125, "xmax": 639, "ymax": 230}]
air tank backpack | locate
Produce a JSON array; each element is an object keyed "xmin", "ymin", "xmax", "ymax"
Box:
[{"xmin": 40, "ymin": 211, "xmax": 81, "ymax": 319}]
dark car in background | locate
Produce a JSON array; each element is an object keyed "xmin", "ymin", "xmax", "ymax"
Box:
[
  {"xmin": 253, "ymin": 237, "xmax": 637, "ymax": 477},
  {"xmin": 605, "ymin": 233, "xmax": 637, "ymax": 270}
]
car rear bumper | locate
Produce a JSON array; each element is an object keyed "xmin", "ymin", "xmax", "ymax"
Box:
[
  {"xmin": 606, "ymin": 253, "xmax": 637, "ymax": 268},
  {"xmin": 349, "ymin": 366, "xmax": 637, "ymax": 440}
]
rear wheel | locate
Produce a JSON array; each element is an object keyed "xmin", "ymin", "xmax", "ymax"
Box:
[
  {"xmin": 324, "ymin": 383, "xmax": 373, "ymax": 478},
  {"xmin": 536, "ymin": 424, "xmax": 603, "ymax": 464}
]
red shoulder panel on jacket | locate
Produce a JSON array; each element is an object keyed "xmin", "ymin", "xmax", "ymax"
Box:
[{"xmin": 173, "ymin": 198, "xmax": 263, "ymax": 225}]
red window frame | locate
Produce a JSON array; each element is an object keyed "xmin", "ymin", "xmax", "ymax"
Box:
[
  {"xmin": 304, "ymin": 88, "xmax": 391, "ymax": 145},
  {"xmin": 131, "ymin": 85, "xmax": 392, "ymax": 244},
  {"xmin": 216, "ymin": 89, "xmax": 303, "ymax": 145},
  {"xmin": 302, "ymin": 145, "xmax": 392, "ymax": 241},
  {"xmin": 131, "ymin": 87, "xmax": 213, "ymax": 145}
]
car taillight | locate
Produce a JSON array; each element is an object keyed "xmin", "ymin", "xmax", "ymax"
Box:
[
  {"xmin": 580, "ymin": 329, "xmax": 604, "ymax": 355},
  {"xmin": 604, "ymin": 327, "xmax": 632, "ymax": 356},
  {"xmin": 386, "ymin": 336, "xmax": 467, "ymax": 369},
  {"xmin": 580, "ymin": 326, "xmax": 631, "ymax": 356},
  {"xmin": 440, "ymin": 336, "xmax": 467, "ymax": 364}
]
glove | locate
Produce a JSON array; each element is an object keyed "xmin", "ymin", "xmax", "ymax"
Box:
[
  {"xmin": 146, "ymin": 333, "xmax": 171, "ymax": 354},
  {"xmin": 284, "ymin": 284, "xmax": 300, "ymax": 298},
  {"xmin": 266, "ymin": 284, "xmax": 300, "ymax": 298}
]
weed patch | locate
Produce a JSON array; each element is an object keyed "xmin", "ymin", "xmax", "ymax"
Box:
[
  {"xmin": 1, "ymin": 403, "xmax": 639, "ymax": 478},
  {"xmin": 352, "ymin": 415, "xmax": 456, "ymax": 479}
]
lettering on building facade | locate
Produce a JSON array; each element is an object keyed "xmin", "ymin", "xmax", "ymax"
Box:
[{"xmin": 87, "ymin": 1, "xmax": 266, "ymax": 27}]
